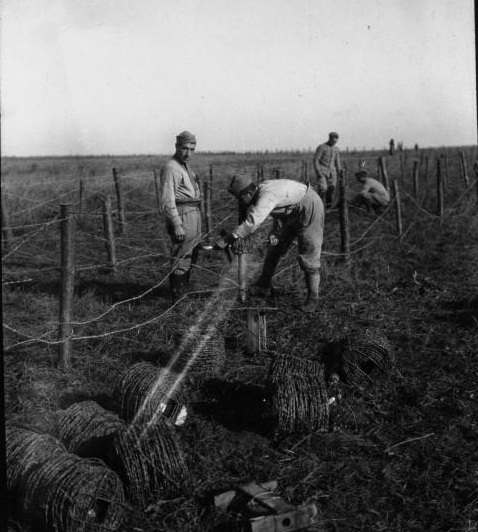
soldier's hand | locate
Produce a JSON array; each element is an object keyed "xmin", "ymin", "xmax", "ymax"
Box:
[
  {"xmin": 268, "ymin": 234, "xmax": 279, "ymax": 246},
  {"xmin": 174, "ymin": 225, "xmax": 186, "ymax": 242}
]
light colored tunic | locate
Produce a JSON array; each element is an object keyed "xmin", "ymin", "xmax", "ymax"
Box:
[
  {"xmin": 159, "ymin": 157, "xmax": 202, "ymax": 273},
  {"xmin": 359, "ymin": 177, "xmax": 390, "ymax": 206},
  {"xmin": 232, "ymin": 179, "xmax": 325, "ymax": 272},
  {"xmin": 313, "ymin": 143, "xmax": 341, "ymax": 191}
]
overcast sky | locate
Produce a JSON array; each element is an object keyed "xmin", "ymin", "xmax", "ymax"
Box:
[{"xmin": 1, "ymin": 0, "xmax": 476, "ymax": 156}]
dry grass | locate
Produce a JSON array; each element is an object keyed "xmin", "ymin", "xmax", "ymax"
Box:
[{"xmin": 3, "ymin": 147, "xmax": 478, "ymax": 531}]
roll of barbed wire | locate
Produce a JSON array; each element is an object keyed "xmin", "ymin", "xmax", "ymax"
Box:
[
  {"xmin": 113, "ymin": 362, "xmax": 187, "ymax": 425},
  {"xmin": 171, "ymin": 323, "xmax": 226, "ymax": 377},
  {"xmin": 266, "ymin": 354, "xmax": 329, "ymax": 435},
  {"xmin": 6, "ymin": 426, "xmax": 67, "ymax": 493},
  {"xmin": 340, "ymin": 328, "xmax": 393, "ymax": 387},
  {"xmin": 113, "ymin": 418, "xmax": 190, "ymax": 506},
  {"xmin": 54, "ymin": 401, "xmax": 127, "ymax": 455},
  {"xmin": 20, "ymin": 453, "xmax": 125, "ymax": 532},
  {"xmin": 269, "ymin": 374, "xmax": 329, "ymax": 435},
  {"xmin": 267, "ymin": 353, "xmax": 326, "ymax": 382}
]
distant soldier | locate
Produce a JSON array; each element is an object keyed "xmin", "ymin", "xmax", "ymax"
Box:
[
  {"xmin": 159, "ymin": 131, "xmax": 201, "ymax": 302},
  {"xmin": 389, "ymin": 139, "xmax": 395, "ymax": 155},
  {"xmin": 351, "ymin": 170, "xmax": 390, "ymax": 215},
  {"xmin": 312, "ymin": 132, "xmax": 342, "ymax": 209},
  {"xmin": 224, "ymin": 175, "xmax": 325, "ymax": 312}
]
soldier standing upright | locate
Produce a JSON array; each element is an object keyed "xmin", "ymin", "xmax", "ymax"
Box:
[
  {"xmin": 312, "ymin": 132, "xmax": 342, "ymax": 209},
  {"xmin": 159, "ymin": 130, "xmax": 201, "ymax": 302}
]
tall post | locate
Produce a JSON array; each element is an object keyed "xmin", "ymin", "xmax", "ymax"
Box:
[
  {"xmin": 246, "ymin": 309, "xmax": 267, "ymax": 355},
  {"xmin": 112, "ymin": 168, "xmax": 126, "ymax": 235},
  {"xmin": 57, "ymin": 203, "xmax": 75, "ymax": 369},
  {"xmin": 338, "ymin": 169, "xmax": 350, "ymax": 263},
  {"xmin": 198, "ymin": 175, "xmax": 206, "ymax": 220},
  {"xmin": 1, "ymin": 195, "xmax": 13, "ymax": 253},
  {"xmin": 204, "ymin": 180, "xmax": 212, "ymax": 236},
  {"xmin": 378, "ymin": 157, "xmax": 389, "ymax": 190},
  {"xmin": 423, "ymin": 155, "xmax": 429, "ymax": 184},
  {"xmin": 102, "ymin": 196, "xmax": 117, "ymax": 273},
  {"xmin": 238, "ymin": 253, "xmax": 247, "ymax": 303},
  {"xmin": 392, "ymin": 180, "xmax": 403, "ymax": 237},
  {"xmin": 209, "ymin": 164, "xmax": 214, "ymax": 200},
  {"xmin": 78, "ymin": 178, "xmax": 84, "ymax": 216},
  {"xmin": 437, "ymin": 158, "xmax": 444, "ymax": 217},
  {"xmin": 459, "ymin": 150, "xmax": 469, "ymax": 185},
  {"xmin": 412, "ymin": 160, "xmax": 419, "ymax": 198},
  {"xmin": 153, "ymin": 170, "xmax": 162, "ymax": 215},
  {"xmin": 473, "ymin": 161, "xmax": 478, "ymax": 207}
]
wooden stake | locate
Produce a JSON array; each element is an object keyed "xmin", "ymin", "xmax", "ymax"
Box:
[
  {"xmin": 378, "ymin": 157, "xmax": 390, "ymax": 190},
  {"xmin": 437, "ymin": 158, "xmax": 444, "ymax": 217},
  {"xmin": 238, "ymin": 253, "xmax": 247, "ymax": 303},
  {"xmin": 392, "ymin": 180, "xmax": 403, "ymax": 237},
  {"xmin": 412, "ymin": 160, "xmax": 419, "ymax": 198},
  {"xmin": 78, "ymin": 178, "xmax": 84, "ymax": 216},
  {"xmin": 1, "ymin": 195, "xmax": 13, "ymax": 253},
  {"xmin": 57, "ymin": 203, "xmax": 75, "ymax": 369},
  {"xmin": 246, "ymin": 309, "xmax": 267, "ymax": 355},
  {"xmin": 474, "ymin": 161, "xmax": 478, "ymax": 207},
  {"xmin": 203, "ymin": 180, "xmax": 212, "ymax": 236},
  {"xmin": 153, "ymin": 170, "xmax": 161, "ymax": 215},
  {"xmin": 198, "ymin": 175, "xmax": 205, "ymax": 220},
  {"xmin": 112, "ymin": 168, "xmax": 126, "ymax": 235},
  {"xmin": 338, "ymin": 169, "xmax": 350, "ymax": 263},
  {"xmin": 459, "ymin": 150, "xmax": 469, "ymax": 185},
  {"xmin": 102, "ymin": 196, "xmax": 117, "ymax": 273}
]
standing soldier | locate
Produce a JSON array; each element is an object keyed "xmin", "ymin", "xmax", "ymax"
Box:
[
  {"xmin": 389, "ymin": 138, "xmax": 395, "ymax": 155},
  {"xmin": 313, "ymin": 132, "xmax": 342, "ymax": 209},
  {"xmin": 223, "ymin": 175, "xmax": 325, "ymax": 312},
  {"xmin": 159, "ymin": 131, "xmax": 201, "ymax": 302}
]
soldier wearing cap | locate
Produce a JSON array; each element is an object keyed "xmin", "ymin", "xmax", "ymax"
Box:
[
  {"xmin": 224, "ymin": 175, "xmax": 325, "ymax": 312},
  {"xmin": 352, "ymin": 170, "xmax": 390, "ymax": 214},
  {"xmin": 159, "ymin": 131, "xmax": 201, "ymax": 301},
  {"xmin": 312, "ymin": 132, "xmax": 342, "ymax": 209}
]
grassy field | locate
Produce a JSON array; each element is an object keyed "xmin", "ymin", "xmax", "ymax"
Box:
[{"xmin": 2, "ymin": 146, "xmax": 478, "ymax": 531}]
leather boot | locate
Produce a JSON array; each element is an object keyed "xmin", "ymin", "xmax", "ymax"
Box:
[
  {"xmin": 325, "ymin": 186, "xmax": 335, "ymax": 209},
  {"xmin": 170, "ymin": 272, "xmax": 186, "ymax": 303},
  {"xmin": 249, "ymin": 252, "xmax": 281, "ymax": 296},
  {"xmin": 300, "ymin": 271, "xmax": 320, "ymax": 312}
]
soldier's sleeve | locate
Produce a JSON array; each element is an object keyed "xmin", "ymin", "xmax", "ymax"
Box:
[
  {"xmin": 159, "ymin": 165, "xmax": 182, "ymax": 228},
  {"xmin": 313, "ymin": 145, "xmax": 324, "ymax": 176},
  {"xmin": 232, "ymin": 192, "xmax": 278, "ymax": 238}
]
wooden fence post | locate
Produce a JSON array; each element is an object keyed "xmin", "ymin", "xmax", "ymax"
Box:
[
  {"xmin": 57, "ymin": 203, "xmax": 75, "ymax": 369},
  {"xmin": 423, "ymin": 155, "xmax": 429, "ymax": 184},
  {"xmin": 112, "ymin": 168, "xmax": 126, "ymax": 235},
  {"xmin": 378, "ymin": 157, "xmax": 390, "ymax": 190},
  {"xmin": 246, "ymin": 309, "xmax": 267, "ymax": 355},
  {"xmin": 1, "ymin": 195, "xmax": 13, "ymax": 253},
  {"xmin": 153, "ymin": 170, "xmax": 162, "ymax": 215},
  {"xmin": 198, "ymin": 175, "xmax": 206, "ymax": 220},
  {"xmin": 392, "ymin": 180, "xmax": 403, "ymax": 237},
  {"xmin": 78, "ymin": 178, "xmax": 84, "ymax": 216},
  {"xmin": 474, "ymin": 161, "xmax": 478, "ymax": 207},
  {"xmin": 412, "ymin": 160, "xmax": 419, "ymax": 198},
  {"xmin": 338, "ymin": 169, "xmax": 350, "ymax": 263},
  {"xmin": 437, "ymin": 158, "xmax": 444, "ymax": 217},
  {"xmin": 204, "ymin": 180, "xmax": 212, "ymax": 236},
  {"xmin": 102, "ymin": 196, "xmax": 117, "ymax": 273},
  {"xmin": 459, "ymin": 150, "xmax": 469, "ymax": 185},
  {"xmin": 238, "ymin": 254, "xmax": 247, "ymax": 303}
]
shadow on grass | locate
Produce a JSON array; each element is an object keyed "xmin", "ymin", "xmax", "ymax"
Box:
[
  {"xmin": 437, "ymin": 296, "xmax": 478, "ymax": 327},
  {"xmin": 192, "ymin": 378, "xmax": 275, "ymax": 436}
]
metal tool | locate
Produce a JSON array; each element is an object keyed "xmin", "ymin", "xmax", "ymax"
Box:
[{"xmin": 214, "ymin": 480, "xmax": 319, "ymax": 532}]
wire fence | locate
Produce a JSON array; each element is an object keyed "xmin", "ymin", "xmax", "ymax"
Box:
[{"xmin": 2, "ymin": 147, "xmax": 477, "ymax": 355}]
